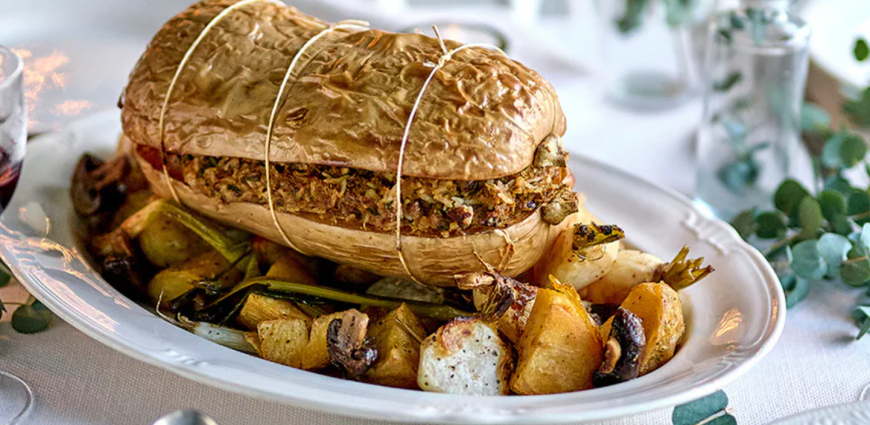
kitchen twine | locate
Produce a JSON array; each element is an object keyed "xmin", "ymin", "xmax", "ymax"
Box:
[
  {"xmin": 391, "ymin": 26, "xmax": 506, "ymax": 283},
  {"xmin": 158, "ymin": 1, "xmax": 508, "ymax": 281}
]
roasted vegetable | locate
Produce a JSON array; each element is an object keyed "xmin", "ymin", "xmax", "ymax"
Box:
[
  {"xmin": 592, "ymin": 308, "xmax": 646, "ymax": 387},
  {"xmin": 71, "ymin": 154, "xmax": 128, "ymax": 217},
  {"xmin": 458, "ymin": 272, "xmax": 538, "ymax": 344},
  {"xmin": 258, "ymin": 317, "xmax": 310, "ymax": 368},
  {"xmin": 213, "ymin": 278, "xmax": 471, "ymax": 321},
  {"xmin": 327, "ymin": 309, "xmax": 377, "ymax": 379},
  {"xmin": 510, "ymin": 280, "xmax": 603, "ymax": 394},
  {"xmin": 122, "ymin": 199, "xmax": 249, "ymax": 265},
  {"xmin": 364, "ymin": 304, "xmax": 427, "ymax": 389},
  {"xmin": 532, "ymin": 210, "xmax": 624, "ymax": 289},
  {"xmin": 92, "ymin": 229, "xmax": 147, "ymax": 297},
  {"xmin": 300, "ymin": 311, "xmax": 344, "ymax": 371},
  {"xmin": 236, "ymin": 293, "xmax": 311, "ymax": 331},
  {"xmin": 418, "ymin": 317, "xmax": 512, "ymax": 395},
  {"xmin": 583, "ymin": 246, "xmax": 714, "ymax": 305},
  {"xmin": 177, "ymin": 315, "xmax": 258, "ymax": 354},
  {"xmin": 147, "ymin": 250, "xmax": 242, "ymax": 308},
  {"xmin": 581, "ymin": 250, "xmax": 663, "ymax": 305},
  {"xmin": 266, "ymin": 252, "xmax": 317, "ymax": 287},
  {"xmin": 599, "ymin": 282, "xmax": 685, "ymax": 375},
  {"xmin": 139, "ymin": 213, "xmax": 210, "ymax": 268}
]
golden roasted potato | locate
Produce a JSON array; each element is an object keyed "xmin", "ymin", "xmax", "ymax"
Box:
[
  {"xmin": 244, "ymin": 331, "xmax": 262, "ymax": 356},
  {"xmin": 139, "ymin": 213, "xmax": 210, "ymax": 268},
  {"xmin": 147, "ymin": 250, "xmax": 241, "ymax": 307},
  {"xmin": 236, "ymin": 293, "xmax": 312, "ymax": 331},
  {"xmin": 418, "ymin": 318, "xmax": 512, "ymax": 395},
  {"xmin": 599, "ymin": 282, "xmax": 684, "ymax": 375},
  {"xmin": 258, "ymin": 318, "xmax": 310, "ymax": 368},
  {"xmin": 267, "ymin": 252, "xmax": 317, "ymax": 286},
  {"xmin": 364, "ymin": 304, "xmax": 426, "ymax": 389},
  {"xmin": 300, "ymin": 311, "xmax": 344, "ymax": 371},
  {"xmin": 580, "ymin": 250, "xmax": 663, "ymax": 305},
  {"xmin": 531, "ymin": 210, "xmax": 620, "ymax": 290},
  {"xmin": 510, "ymin": 281, "xmax": 603, "ymax": 395}
]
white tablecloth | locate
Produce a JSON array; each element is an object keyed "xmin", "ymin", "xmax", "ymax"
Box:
[{"xmin": 1, "ymin": 0, "xmax": 869, "ymax": 424}]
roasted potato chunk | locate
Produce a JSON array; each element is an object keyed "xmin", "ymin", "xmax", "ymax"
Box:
[
  {"xmin": 599, "ymin": 282, "xmax": 685, "ymax": 375},
  {"xmin": 138, "ymin": 213, "xmax": 210, "ymax": 268},
  {"xmin": 258, "ymin": 318, "xmax": 310, "ymax": 368},
  {"xmin": 510, "ymin": 281, "xmax": 603, "ymax": 395},
  {"xmin": 364, "ymin": 304, "xmax": 427, "ymax": 389},
  {"xmin": 581, "ymin": 250, "xmax": 663, "ymax": 305},
  {"xmin": 300, "ymin": 311, "xmax": 344, "ymax": 371},
  {"xmin": 236, "ymin": 293, "xmax": 311, "ymax": 331},
  {"xmin": 418, "ymin": 318, "xmax": 512, "ymax": 395},
  {"xmin": 147, "ymin": 250, "xmax": 241, "ymax": 307}
]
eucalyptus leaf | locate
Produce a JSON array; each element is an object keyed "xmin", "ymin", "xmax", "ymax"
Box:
[
  {"xmin": 616, "ymin": 0, "xmax": 648, "ymax": 34},
  {"xmin": 0, "ymin": 262, "xmax": 9, "ymax": 289},
  {"xmin": 781, "ymin": 275, "xmax": 810, "ymax": 308},
  {"xmin": 855, "ymin": 38, "xmax": 870, "ymax": 62},
  {"xmin": 825, "ymin": 174, "xmax": 852, "ymax": 195},
  {"xmin": 840, "ymin": 134, "xmax": 868, "ymax": 168},
  {"xmin": 730, "ymin": 209, "xmax": 758, "ymax": 239},
  {"xmin": 718, "ymin": 159, "xmax": 760, "ymax": 191},
  {"xmin": 797, "ymin": 197, "xmax": 823, "ymax": 237},
  {"xmin": 844, "ymin": 87, "xmax": 870, "ymax": 127},
  {"xmin": 822, "ymin": 134, "xmax": 845, "ymax": 168},
  {"xmin": 833, "ymin": 215, "xmax": 855, "ymax": 236},
  {"xmin": 842, "ymin": 246, "xmax": 870, "ymax": 287},
  {"xmin": 848, "ymin": 190, "xmax": 870, "ymax": 224},
  {"xmin": 11, "ymin": 300, "xmax": 52, "ymax": 334},
  {"xmin": 0, "ymin": 294, "xmax": 5, "ymax": 321},
  {"xmin": 714, "ymin": 71, "xmax": 742, "ymax": 92},
  {"xmin": 790, "ymin": 240, "xmax": 827, "ymax": 280},
  {"xmin": 774, "ymin": 179, "xmax": 810, "ymax": 217},
  {"xmin": 755, "ymin": 211, "xmax": 787, "ymax": 239},
  {"xmin": 818, "ymin": 233, "xmax": 851, "ymax": 276},
  {"xmin": 856, "ymin": 306, "xmax": 870, "ymax": 339},
  {"xmin": 672, "ymin": 390, "xmax": 732, "ymax": 425},
  {"xmin": 819, "ymin": 189, "xmax": 847, "ymax": 222}
]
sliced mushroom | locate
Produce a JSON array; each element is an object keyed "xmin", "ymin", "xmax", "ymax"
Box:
[
  {"xmin": 326, "ymin": 309, "xmax": 377, "ymax": 379},
  {"xmin": 71, "ymin": 154, "xmax": 129, "ymax": 217},
  {"xmin": 593, "ymin": 307, "xmax": 646, "ymax": 387}
]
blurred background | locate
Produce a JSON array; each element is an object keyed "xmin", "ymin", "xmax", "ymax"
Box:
[{"xmin": 0, "ymin": 0, "xmax": 865, "ymax": 197}]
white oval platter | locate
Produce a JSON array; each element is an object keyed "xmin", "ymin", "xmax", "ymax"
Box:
[{"xmin": 0, "ymin": 111, "xmax": 784, "ymax": 424}]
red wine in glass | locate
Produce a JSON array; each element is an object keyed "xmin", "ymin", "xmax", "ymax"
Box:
[{"xmin": 0, "ymin": 153, "xmax": 22, "ymax": 211}]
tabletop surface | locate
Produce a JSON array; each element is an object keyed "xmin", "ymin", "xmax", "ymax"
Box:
[{"xmin": 1, "ymin": 0, "xmax": 868, "ymax": 424}]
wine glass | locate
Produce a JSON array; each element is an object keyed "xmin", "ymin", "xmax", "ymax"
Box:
[{"xmin": 0, "ymin": 45, "xmax": 33, "ymax": 425}]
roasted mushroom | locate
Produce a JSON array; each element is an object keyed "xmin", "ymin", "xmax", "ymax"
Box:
[
  {"xmin": 457, "ymin": 271, "xmax": 537, "ymax": 343},
  {"xmin": 326, "ymin": 309, "xmax": 377, "ymax": 379},
  {"xmin": 91, "ymin": 229, "xmax": 147, "ymax": 298},
  {"xmin": 593, "ymin": 307, "xmax": 646, "ymax": 387},
  {"xmin": 71, "ymin": 154, "xmax": 129, "ymax": 217}
]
